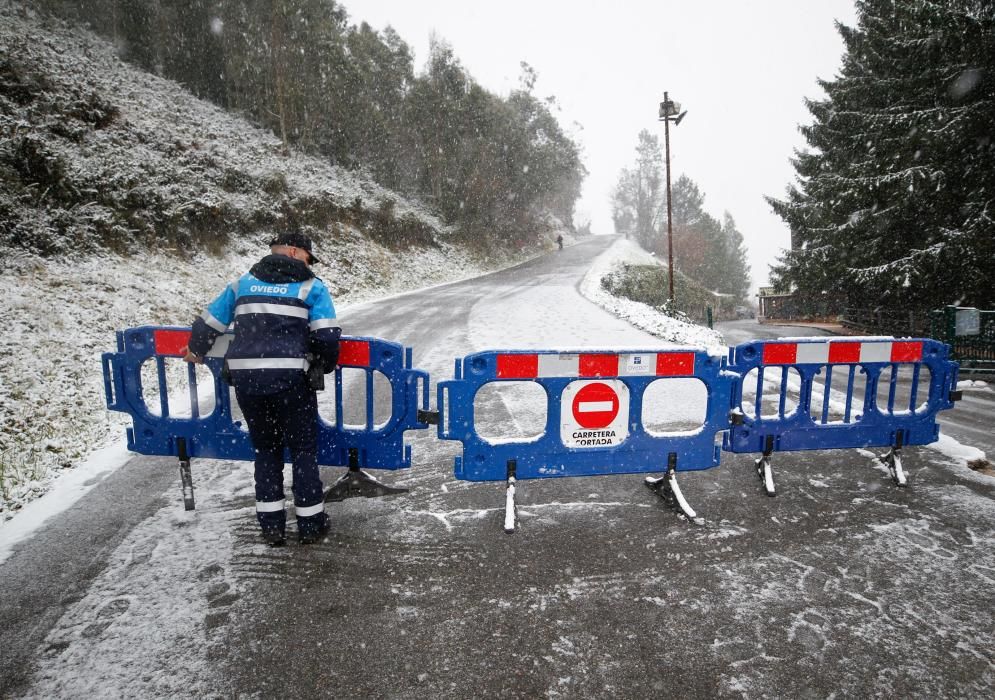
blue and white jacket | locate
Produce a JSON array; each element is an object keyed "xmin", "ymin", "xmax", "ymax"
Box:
[{"xmin": 189, "ymin": 254, "xmax": 341, "ymax": 395}]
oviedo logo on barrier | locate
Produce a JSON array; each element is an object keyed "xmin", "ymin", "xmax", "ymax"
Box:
[{"xmin": 560, "ymin": 379, "xmax": 629, "ymax": 448}]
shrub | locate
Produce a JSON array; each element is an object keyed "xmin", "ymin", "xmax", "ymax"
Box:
[
  {"xmin": 261, "ymin": 170, "xmax": 288, "ymax": 196},
  {"xmin": 602, "ymin": 263, "xmax": 722, "ymax": 324}
]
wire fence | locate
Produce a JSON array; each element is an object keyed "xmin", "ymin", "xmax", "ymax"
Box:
[
  {"xmin": 843, "ymin": 306, "xmax": 994, "ymax": 374},
  {"xmin": 842, "ymin": 308, "xmax": 932, "ymax": 337}
]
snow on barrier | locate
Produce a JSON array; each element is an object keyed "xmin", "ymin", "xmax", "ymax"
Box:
[
  {"xmin": 723, "ymin": 337, "xmax": 961, "ymax": 494},
  {"xmin": 436, "ymin": 348, "xmax": 737, "ymax": 530},
  {"xmin": 102, "ymin": 326, "xmax": 432, "ymax": 509}
]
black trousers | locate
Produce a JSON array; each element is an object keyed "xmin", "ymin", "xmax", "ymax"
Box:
[{"xmin": 235, "ymin": 378, "xmax": 325, "ymax": 534}]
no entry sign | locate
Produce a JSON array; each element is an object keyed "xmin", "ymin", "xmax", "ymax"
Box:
[
  {"xmin": 572, "ymin": 382, "xmax": 619, "ymax": 427},
  {"xmin": 560, "ymin": 379, "xmax": 629, "ymax": 448}
]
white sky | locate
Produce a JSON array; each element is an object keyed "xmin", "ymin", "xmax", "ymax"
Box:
[{"xmin": 348, "ymin": 0, "xmax": 859, "ymax": 290}]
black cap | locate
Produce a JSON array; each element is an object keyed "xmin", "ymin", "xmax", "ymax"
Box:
[{"xmin": 269, "ymin": 233, "xmax": 321, "ymax": 264}]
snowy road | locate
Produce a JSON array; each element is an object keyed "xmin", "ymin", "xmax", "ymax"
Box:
[{"xmin": 2, "ymin": 237, "xmax": 993, "ymax": 698}]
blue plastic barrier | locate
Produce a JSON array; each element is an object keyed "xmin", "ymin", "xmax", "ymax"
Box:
[
  {"xmin": 102, "ymin": 326, "xmax": 431, "ymax": 507},
  {"xmin": 723, "ymin": 337, "xmax": 960, "ymax": 491},
  {"xmin": 437, "ymin": 347, "xmax": 737, "ymax": 527},
  {"xmin": 102, "ymin": 327, "xmax": 963, "ymax": 524}
]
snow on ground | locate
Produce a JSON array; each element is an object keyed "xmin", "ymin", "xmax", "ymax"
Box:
[
  {"xmin": 0, "ymin": 3, "xmax": 721, "ymax": 529},
  {"xmin": 927, "ymin": 433, "xmax": 992, "ymax": 485},
  {"xmin": 579, "ymin": 238, "xmax": 725, "ymax": 351},
  {"xmin": 3, "ymin": 7, "xmax": 991, "ymax": 696},
  {"xmin": 0, "ymin": 235, "xmax": 730, "ymax": 696},
  {"xmin": 0, "ymin": 0, "xmax": 452, "ymax": 254},
  {"xmin": 5, "ymin": 235, "xmax": 993, "ymax": 697},
  {"xmin": 0, "ymin": 442, "xmax": 129, "ymax": 565},
  {"xmin": 23, "ymin": 457, "xmax": 252, "ymax": 697},
  {"xmin": 957, "ymin": 379, "xmax": 991, "ymax": 392},
  {"xmin": 465, "ymin": 237, "xmax": 724, "ymax": 442},
  {"xmin": 1, "ymin": 0, "xmax": 588, "ymax": 526},
  {"xmin": 4, "ymin": 234, "xmax": 989, "ymax": 558},
  {"xmin": 472, "ymin": 239, "xmax": 715, "ymax": 352}
]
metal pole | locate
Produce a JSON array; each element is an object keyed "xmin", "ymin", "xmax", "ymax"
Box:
[{"xmin": 664, "ymin": 91, "xmax": 674, "ymax": 302}]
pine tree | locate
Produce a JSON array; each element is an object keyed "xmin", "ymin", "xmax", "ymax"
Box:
[
  {"xmin": 769, "ymin": 0, "xmax": 995, "ymax": 313},
  {"xmin": 720, "ymin": 212, "xmax": 751, "ymax": 299},
  {"xmin": 670, "ymin": 177, "xmax": 750, "ymax": 300},
  {"xmin": 610, "ymin": 130, "xmax": 663, "ymax": 251}
]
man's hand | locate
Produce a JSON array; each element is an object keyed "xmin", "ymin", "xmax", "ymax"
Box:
[{"xmin": 180, "ymin": 346, "xmax": 203, "ymax": 364}]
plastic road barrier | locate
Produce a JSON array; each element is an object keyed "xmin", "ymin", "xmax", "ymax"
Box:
[
  {"xmin": 437, "ymin": 348, "xmax": 737, "ymax": 529},
  {"xmin": 102, "ymin": 326, "xmax": 432, "ymax": 509},
  {"xmin": 724, "ymin": 337, "xmax": 960, "ymax": 494},
  {"xmin": 102, "ymin": 327, "xmax": 962, "ymax": 530}
]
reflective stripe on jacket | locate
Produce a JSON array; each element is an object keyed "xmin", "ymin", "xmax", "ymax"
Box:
[{"xmin": 189, "ymin": 254, "xmax": 341, "ymax": 395}]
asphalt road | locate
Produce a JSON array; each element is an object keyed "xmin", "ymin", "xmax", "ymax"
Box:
[{"xmin": 3, "ymin": 237, "xmax": 993, "ymax": 698}]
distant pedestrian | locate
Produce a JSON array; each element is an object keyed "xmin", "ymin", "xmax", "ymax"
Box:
[
  {"xmin": 181, "ymin": 233, "xmax": 341, "ymax": 546},
  {"xmin": 556, "ymin": 234, "xmax": 564, "ymax": 250}
]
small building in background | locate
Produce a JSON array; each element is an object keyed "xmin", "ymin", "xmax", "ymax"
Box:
[{"xmin": 757, "ymin": 286, "xmax": 794, "ymax": 322}]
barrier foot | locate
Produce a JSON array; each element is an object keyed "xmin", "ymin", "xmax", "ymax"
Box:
[
  {"xmin": 177, "ymin": 437, "xmax": 195, "ymax": 511},
  {"xmin": 880, "ymin": 433, "xmax": 907, "ymax": 487},
  {"xmin": 504, "ymin": 460, "xmax": 517, "ymax": 534},
  {"xmin": 756, "ymin": 436, "xmax": 776, "ymax": 497},
  {"xmin": 644, "ymin": 453, "xmax": 698, "ymax": 520},
  {"xmin": 324, "ymin": 448, "xmax": 409, "ymax": 502}
]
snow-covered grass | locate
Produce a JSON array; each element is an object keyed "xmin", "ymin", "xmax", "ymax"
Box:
[
  {"xmin": 579, "ymin": 238, "xmax": 725, "ymax": 352},
  {"xmin": 0, "ymin": 1, "xmax": 455, "ymax": 262}
]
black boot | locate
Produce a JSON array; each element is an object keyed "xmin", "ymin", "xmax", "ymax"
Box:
[
  {"xmin": 298, "ymin": 514, "xmax": 330, "ymax": 545},
  {"xmin": 261, "ymin": 528, "xmax": 286, "ymax": 547}
]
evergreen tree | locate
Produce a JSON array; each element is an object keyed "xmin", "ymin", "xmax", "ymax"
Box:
[
  {"xmin": 668, "ymin": 177, "xmax": 751, "ymax": 299},
  {"xmin": 612, "ymin": 151, "xmax": 752, "ymax": 302},
  {"xmin": 610, "ymin": 130, "xmax": 663, "ymax": 251},
  {"xmin": 34, "ymin": 0, "xmax": 586, "ymax": 246},
  {"xmin": 670, "ymin": 175, "xmax": 709, "ymax": 277},
  {"xmin": 769, "ymin": 0, "xmax": 995, "ymax": 313},
  {"xmin": 116, "ymin": 0, "xmax": 157, "ymax": 71},
  {"xmin": 403, "ymin": 39, "xmax": 473, "ymax": 217},
  {"xmin": 341, "ymin": 24, "xmax": 414, "ymax": 186},
  {"xmin": 505, "ymin": 75, "xmax": 584, "ymax": 229},
  {"xmin": 720, "ymin": 212, "xmax": 751, "ymax": 299},
  {"xmin": 159, "ymin": 1, "xmax": 227, "ymax": 105}
]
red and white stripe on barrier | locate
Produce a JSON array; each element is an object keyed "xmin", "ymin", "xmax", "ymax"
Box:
[
  {"xmin": 151, "ymin": 329, "xmax": 371, "ymax": 367},
  {"xmin": 495, "ymin": 351, "xmax": 696, "ymax": 379},
  {"xmin": 153, "ymin": 329, "xmax": 193, "ymax": 356},
  {"xmin": 152, "ymin": 328, "xmax": 230, "ymax": 358},
  {"xmin": 338, "ymin": 339, "xmax": 371, "ymax": 367},
  {"xmin": 761, "ymin": 339, "xmax": 923, "ymax": 366}
]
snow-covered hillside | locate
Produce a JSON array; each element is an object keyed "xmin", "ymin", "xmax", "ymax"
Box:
[{"xmin": 0, "ymin": 2, "xmax": 567, "ymax": 516}]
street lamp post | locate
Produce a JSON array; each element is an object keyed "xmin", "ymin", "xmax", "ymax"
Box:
[{"xmin": 658, "ymin": 92, "xmax": 687, "ymax": 303}]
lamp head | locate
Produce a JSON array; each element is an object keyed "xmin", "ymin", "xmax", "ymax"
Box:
[{"xmin": 658, "ymin": 99, "xmax": 681, "ymax": 119}]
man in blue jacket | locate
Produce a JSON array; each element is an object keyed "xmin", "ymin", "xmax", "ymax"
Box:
[{"xmin": 182, "ymin": 233, "xmax": 341, "ymax": 546}]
